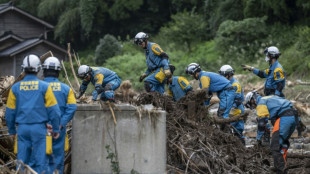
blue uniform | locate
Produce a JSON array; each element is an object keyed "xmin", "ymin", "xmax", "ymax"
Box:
[
  {"xmin": 229, "ymin": 78, "xmax": 245, "ymax": 140},
  {"xmin": 143, "ymin": 42, "xmax": 169, "ymax": 94},
  {"xmin": 168, "ymin": 76, "xmax": 192, "ymax": 101},
  {"xmin": 79, "ymin": 67, "xmax": 121, "ymax": 101},
  {"xmin": 44, "ymin": 77, "xmax": 77, "ymax": 174},
  {"xmin": 5, "ymin": 75, "xmax": 61, "ymax": 173},
  {"xmin": 253, "ymin": 60, "xmax": 286, "ymax": 97},
  {"xmin": 198, "ymin": 71, "xmax": 235, "ymax": 118},
  {"xmin": 256, "ymin": 95, "xmax": 296, "ymax": 171}
]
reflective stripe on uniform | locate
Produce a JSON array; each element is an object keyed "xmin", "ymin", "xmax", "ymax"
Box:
[
  {"xmin": 178, "ymin": 77, "xmax": 190, "ymax": 90},
  {"xmin": 232, "ymin": 82, "xmax": 241, "ymax": 93},
  {"xmin": 151, "ymin": 44, "xmax": 163, "ymax": 56},
  {"xmin": 67, "ymin": 88, "xmax": 76, "ymax": 104},
  {"xmin": 45, "ymin": 85, "xmax": 58, "ymax": 107},
  {"xmin": 274, "ymin": 67, "xmax": 284, "ymax": 80},
  {"xmin": 257, "ymin": 105, "xmax": 270, "ymax": 118},
  {"xmin": 7, "ymin": 89, "xmax": 16, "ymax": 109},
  {"xmin": 94, "ymin": 74, "xmax": 104, "ymax": 85},
  {"xmin": 200, "ymin": 76, "xmax": 210, "ymax": 89}
]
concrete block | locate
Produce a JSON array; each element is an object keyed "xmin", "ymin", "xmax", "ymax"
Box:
[{"xmin": 72, "ymin": 104, "xmax": 166, "ymax": 174}]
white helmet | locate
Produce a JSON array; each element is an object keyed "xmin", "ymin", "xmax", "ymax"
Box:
[
  {"xmin": 185, "ymin": 63, "xmax": 201, "ymax": 75},
  {"xmin": 218, "ymin": 65, "xmax": 234, "ymax": 76},
  {"xmin": 264, "ymin": 46, "xmax": 281, "ymax": 62},
  {"xmin": 244, "ymin": 91, "xmax": 259, "ymax": 109},
  {"xmin": 21, "ymin": 54, "xmax": 41, "ymax": 72},
  {"xmin": 134, "ymin": 32, "xmax": 148, "ymax": 45},
  {"xmin": 42, "ymin": 57, "xmax": 61, "ymax": 71},
  {"xmin": 77, "ymin": 65, "xmax": 91, "ymax": 79}
]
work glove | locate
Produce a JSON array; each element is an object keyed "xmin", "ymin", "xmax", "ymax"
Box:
[
  {"xmin": 241, "ymin": 65, "xmax": 254, "ymax": 71},
  {"xmin": 164, "ymin": 69, "xmax": 172, "ymax": 78},
  {"xmin": 76, "ymin": 91, "xmax": 83, "ymax": 99},
  {"xmin": 139, "ymin": 73, "xmax": 147, "ymax": 82}
]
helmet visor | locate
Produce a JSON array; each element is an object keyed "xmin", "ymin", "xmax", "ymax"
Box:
[{"xmin": 77, "ymin": 73, "xmax": 89, "ymax": 80}]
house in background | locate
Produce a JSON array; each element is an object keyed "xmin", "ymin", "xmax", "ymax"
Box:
[{"xmin": 0, "ymin": 2, "xmax": 67, "ymax": 77}]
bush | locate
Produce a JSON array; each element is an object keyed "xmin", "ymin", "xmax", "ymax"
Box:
[
  {"xmin": 280, "ymin": 27, "xmax": 310, "ymax": 78},
  {"xmin": 215, "ymin": 17, "xmax": 268, "ymax": 64},
  {"xmin": 104, "ymin": 53, "xmax": 146, "ymax": 91},
  {"xmin": 159, "ymin": 11, "xmax": 208, "ymax": 52},
  {"xmin": 95, "ymin": 34, "xmax": 121, "ymax": 65}
]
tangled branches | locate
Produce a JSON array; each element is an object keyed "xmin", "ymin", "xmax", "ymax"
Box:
[{"xmin": 135, "ymin": 92, "xmax": 310, "ymax": 173}]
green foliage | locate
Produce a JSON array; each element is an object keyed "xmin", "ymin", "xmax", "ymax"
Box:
[
  {"xmin": 130, "ymin": 169, "xmax": 139, "ymax": 174},
  {"xmin": 281, "ymin": 27, "xmax": 310, "ymax": 77},
  {"xmin": 104, "ymin": 53, "xmax": 146, "ymax": 91},
  {"xmin": 204, "ymin": 0, "xmax": 245, "ymax": 36},
  {"xmin": 108, "ymin": 0, "xmax": 143, "ymax": 20},
  {"xmin": 80, "ymin": 0, "xmax": 98, "ymax": 37},
  {"xmin": 262, "ymin": 0, "xmax": 297, "ymax": 23},
  {"xmin": 54, "ymin": 7, "xmax": 81, "ymax": 43},
  {"xmin": 16, "ymin": 0, "xmax": 41, "ymax": 15},
  {"xmin": 159, "ymin": 11, "xmax": 208, "ymax": 51},
  {"xmin": 95, "ymin": 34, "xmax": 121, "ymax": 65},
  {"xmin": 38, "ymin": 0, "xmax": 67, "ymax": 21},
  {"xmin": 215, "ymin": 17, "xmax": 268, "ymax": 64},
  {"xmin": 105, "ymin": 145, "xmax": 120, "ymax": 174},
  {"xmin": 170, "ymin": 0, "xmax": 203, "ymax": 13},
  {"xmin": 243, "ymin": 0, "xmax": 267, "ymax": 18}
]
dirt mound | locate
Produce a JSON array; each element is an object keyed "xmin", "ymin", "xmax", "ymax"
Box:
[{"xmin": 135, "ymin": 92, "xmax": 310, "ymax": 173}]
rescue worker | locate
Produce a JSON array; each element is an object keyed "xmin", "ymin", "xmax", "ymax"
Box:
[
  {"xmin": 245, "ymin": 91, "xmax": 301, "ymax": 173},
  {"xmin": 218, "ymin": 65, "xmax": 245, "ymax": 145},
  {"xmin": 5, "ymin": 54, "xmax": 61, "ymax": 173},
  {"xmin": 185, "ymin": 63, "xmax": 236, "ymax": 121},
  {"xmin": 242, "ymin": 46, "xmax": 286, "ymax": 97},
  {"xmin": 77, "ymin": 65, "xmax": 121, "ymax": 102},
  {"xmin": 134, "ymin": 32, "xmax": 171, "ymax": 94},
  {"xmin": 167, "ymin": 64, "xmax": 193, "ymax": 101},
  {"xmin": 42, "ymin": 57, "xmax": 77, "ymax": 173}
]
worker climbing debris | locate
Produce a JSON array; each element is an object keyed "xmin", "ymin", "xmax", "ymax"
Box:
[
  {"xmin": 185, "ymin": 63, "xmax": 236, "ymax": 130},
  {"xmin": 134, "ymin": 32, "xmax": 171, "ymax": 94},
  {"xmin": 166, "ymin": 64, "xmax": 193, "ymax": 101},
  {"xmin": 245, "ymin": 91, "xmax": 306, "ymax": 173},
  {"xmin": 219, "ymin": 65, "xmax": 246, "ymax": 145},
  {"xmin": 77, "ymin": 65, "xmax": 121, "ymax": 103}
]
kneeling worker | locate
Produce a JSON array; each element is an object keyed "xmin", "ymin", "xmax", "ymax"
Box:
[{"xmin": 77, "ymin": 65, "xmax": 121, "ymax": 102}]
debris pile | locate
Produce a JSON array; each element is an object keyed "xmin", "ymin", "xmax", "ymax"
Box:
[
  {"xmin": 115, "ymin": 80, "xmax": 137, "ymax": 103},
  {"xmin": 0, "ymin": 76, "xmax": 14, "ymax": 95},
  {"xmin": 136, "ymin": 91, "xmax": 310, "ymax": 173}
]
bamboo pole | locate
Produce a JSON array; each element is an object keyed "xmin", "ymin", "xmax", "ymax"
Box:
[
  {"xmin": 67, "ymin": 43, "xmax": 80, "ymax": 89},
  {"xmin": 73, "ymin": 50, "xmax": 81, "ymax": 67},
  {"xmin": 61, "ymin": 60, "xmax": 76, "ymax": 94}
]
